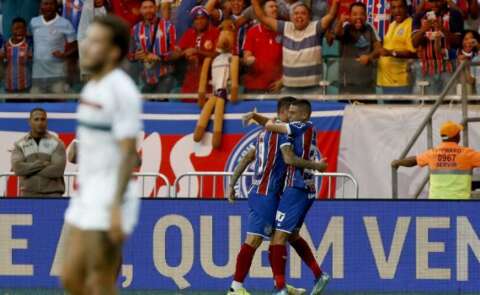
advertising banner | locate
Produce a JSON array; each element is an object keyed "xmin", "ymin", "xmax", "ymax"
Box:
[
  {"xmin": 0, "ymin": 101, "xmax": 345, "ymax": 198},
  {"xmin": 1, "ymin": 199, "xmax": 480, "ymax": 293}
]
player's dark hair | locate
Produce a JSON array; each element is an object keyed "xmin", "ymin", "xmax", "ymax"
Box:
[
  {"xmin": 350, "ymin": 2, "xmax": 366, "ymax": 13},
  {"xmin": 277, "ymin": 96, "xmax": 296, "ymax": 113},
  {"xmin": 11, "ymin": 17, "xmax": 27, "ymax": 27},
  {"xmin": 292, "ymin": 99, "xmax": 312, "ymax": 118},
  {"xmin": 92, "ymin": 15, "xmax": 131, "ymax": 63},
  {"xmin": 29, "ymin": 107, "xmax": 47, "ymax": 119}
]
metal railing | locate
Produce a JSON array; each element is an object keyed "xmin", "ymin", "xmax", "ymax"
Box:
[
  {"xmin": 173, "ymin": 171, "xmax": 359, "ymax": 199},
  {"xmin": 0, "ymin": 172, "xmax": 170, "ymax": 198},
  {"xmin": 391, "ymin": 61, "xmax": 480, "ymax": 199},
  {"xmin": 3, "ymin": 92, "xmax": 480, "ymax": 101}
]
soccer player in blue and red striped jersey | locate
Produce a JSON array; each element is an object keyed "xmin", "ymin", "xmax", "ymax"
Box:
[
  {"xmin": 0, "ymin": 18, "xmax": 32, "ymax": 93},
  {"xmin": 264, "ymin": 100, "xmax": 330, "ymax": 295},
  {"xmin": 227, "ymin": 97, "xmax": 328, "ymax": 295}
]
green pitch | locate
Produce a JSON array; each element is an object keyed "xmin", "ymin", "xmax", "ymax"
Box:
[{"xmin": 1, "ymin": 290, "xmax": 479, "ymax": 295}]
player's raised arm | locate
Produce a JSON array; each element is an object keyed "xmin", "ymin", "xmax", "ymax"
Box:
[
  {"xmin": 264, "ymin": 119, "xmax": 289, "ymax": 134},
  {"xmin": 227, "ymin": 148, "xmax": 256, "ymax": 202},
  {"xmin": 242, "ymin": 111, "xmax": 271, "ymax": 126},
  {"xmin": 281, "ymin": 145, "xmax": 327, "ymax": 172},
  {"xmin": 251, "ymin": 0, "xmax": 278, "ymax": 32}
]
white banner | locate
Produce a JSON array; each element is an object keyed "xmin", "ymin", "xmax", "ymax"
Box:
[{"xmin": 338, "ymin": 105, "xmax": 480, "ymax": 198}]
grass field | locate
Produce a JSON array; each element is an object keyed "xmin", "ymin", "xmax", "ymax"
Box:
[{"xmin": 0, "ymin": 290, "xmax": 478, "ymax": 295}]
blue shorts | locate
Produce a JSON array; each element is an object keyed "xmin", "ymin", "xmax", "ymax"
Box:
[
  {"xmin": 247, "ymin": 190, "xmax": 280, "ymax": 238},
  {"xmin": 275, "ymin": 187, "xmax": 315, "ymax": 234}
]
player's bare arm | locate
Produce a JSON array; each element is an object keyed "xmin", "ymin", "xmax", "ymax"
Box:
[
  {"xmin": 227, "ymin": 148, "xmax": 256, "ymax": 203},
  {"xmin": 251, "ymin": 0, "xmax": 277, "ymax": 32},
  {"xmin": 281, "ymin": 145, "xmax": 327, "ymax": 172},
  {"xmin": 391, "ymin": 156, "xmax": 418, "ymax": 169},
  {"xmin": 265, "ymin": 119, "xmax": 289, "ymax": 134},
  {"xmin": 242, "ymin": 111, "xmax": 271, "ymax": 126},
  {"xmin": 110, "ymin": 137, "xmax": 138, "ymax": 244}
]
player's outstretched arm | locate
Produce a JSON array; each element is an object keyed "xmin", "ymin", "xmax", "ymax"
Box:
[
  {"xmin": 281, "ymin": 146, "xmax": 328, "ymax": 172},
  {"xmin": 391, "ymin": 156, "xmax": 418, "ymax": 169},
  {"xmin": 242, "ymin": 111, "xmax": 270, "ymax": 126},
  {"xmin": 265, "ymin": 119, "xmax": 289, "ymax": 134},
  {"xmin": 227, "ymin": 148, "xmax": 256, "ymax": 203}
]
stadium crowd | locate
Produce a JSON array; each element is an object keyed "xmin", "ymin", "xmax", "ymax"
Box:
[{"xmin": 0, "ymin": 0, "xmax": 480, "ymax": 96}]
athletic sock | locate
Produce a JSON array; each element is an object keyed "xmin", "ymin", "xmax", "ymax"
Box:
[
  {"xmin": 231, "ymin": 280, "xmax": 244, "ymax": 291},
  {"xmin": 232, "ymin": 244, "xmax": 256, "ymax": 287},
  {"xmin": 290, "ymin": 237, "xmax": 322, "ymax": 279},
  {"xmin": 269, "ymin": 244, "xmax": 287, "ymax": 290}
]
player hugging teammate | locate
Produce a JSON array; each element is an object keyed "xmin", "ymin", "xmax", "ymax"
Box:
[{"xmin": 227, "ymin": 98, "xmax": 330, "ymax": 295}]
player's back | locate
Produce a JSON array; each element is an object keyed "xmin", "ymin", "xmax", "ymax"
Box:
[
  {"xmin": 285, "ymin": 121, "xmax": 319, "ymax": 192},
  {"xmin": 251, "ymin": 128, "xmax": 288, "ymax": 197},
  {"xmin": 76, "ymin": 68, "xmax": 142, "ymax": 204}
]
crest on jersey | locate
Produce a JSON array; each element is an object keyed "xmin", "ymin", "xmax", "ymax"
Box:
[{"xmin": 224, "ymin": 126, "xmax": 262, "ymax": 198}]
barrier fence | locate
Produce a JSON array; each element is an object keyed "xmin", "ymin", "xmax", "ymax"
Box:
[
  {"xmin": 1, "ymin": 171, "xmax": 358, "ymax": 199},
  {"xmin": 173, "ymin": 171, "xmax": 359, "ymax": 199},
  {"xmin": 0, "ymin": 172, "xmax": 171, "ymax": 198}
]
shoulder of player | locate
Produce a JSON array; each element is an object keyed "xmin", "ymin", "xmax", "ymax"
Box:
[
  {"xmin": 289, "ymin": 121, "xmax": 308, "ymax": 128},
  {"xmin": 106, "ymin": 69, "xmax": 137, "ymax": 88},
  {"xmin": 108, "ymin": 69, "xmax": 142, "ymax": 102}
]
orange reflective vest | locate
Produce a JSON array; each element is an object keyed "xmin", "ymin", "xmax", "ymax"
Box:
[{"xmin": 416, "ymin": 142, "xmax": 480, "ymax": 199}]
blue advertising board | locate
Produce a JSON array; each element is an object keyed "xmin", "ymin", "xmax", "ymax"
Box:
[{"xmin": 0, "ymin": 199, "xmax": 480, "ymax": 293}]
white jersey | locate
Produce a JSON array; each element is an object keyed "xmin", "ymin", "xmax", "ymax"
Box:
[{"xmin": 65, "ymin": 69, "xmax": 143, "ymax": 234}]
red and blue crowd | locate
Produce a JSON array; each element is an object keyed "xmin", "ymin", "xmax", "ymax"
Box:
[{"xmin": 0, "ymin": 0, "xmax": 480, "ymax": 97}]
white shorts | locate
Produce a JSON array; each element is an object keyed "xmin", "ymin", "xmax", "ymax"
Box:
[{"xmin": 64, "ymin": 180, "xmax": 141, "ymax": 235}]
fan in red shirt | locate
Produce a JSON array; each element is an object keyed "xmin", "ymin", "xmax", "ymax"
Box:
[
  {"xmin": 329, "ymin": 0, "xmax": 356, "ymax": 17},
  {"xmin": 110, "ymin": 0, "xmax": 142, "ymax": 27},
  {"xmin": 179, "ymin": 6, "xmax": 220, "ymax": 101},
  {"xmin": 242, "ymin": 0, "xmax": 282, "ymax": 93}
]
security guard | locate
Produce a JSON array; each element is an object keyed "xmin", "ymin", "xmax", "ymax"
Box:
[
  {"xmin": 10, "ymin": 108, "xmax": 66, "ymax": 197},
  {"xmin": 392, "ymin": 121, "xmax": 480, "ymax": 199}
]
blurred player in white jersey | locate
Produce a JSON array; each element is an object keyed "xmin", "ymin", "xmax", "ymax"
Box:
[{"xmin": 61, "ymin": 15, "xmax": 143, "ymax": 295}]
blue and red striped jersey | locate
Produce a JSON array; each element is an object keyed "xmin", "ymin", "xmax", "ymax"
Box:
[
  {"xmin": 2, "ymin": 39, "xmax": 32, "ymax": 92},
  {"xmin": 252, "ymin": 128, "xmax": 289, "ymax": 196},
  {"xmin": 364, "ymin": 0, "xmax": 390, "ymax": 40},
  {"xmin": 284, "ymin": 121, "xmax": 319, "ymax": 193},
  {"xmin": 62, "ymin": 0, "xmax": 84, "ymax": 32},
  {"xmin": 129, "ymin": 19, "xmax": 177, "ymax": 85}
]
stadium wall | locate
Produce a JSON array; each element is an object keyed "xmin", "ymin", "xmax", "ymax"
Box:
[
  {"xmin": 0, "ymin": 101, "xmax": 344, "ymax": 198},
  {"xmin": 1, "ymin": 103, "xmax": 480, "ymax": 198},
  {"xmin": 0, "ymin": 199, "xmax": 480, "ymax": 293}
]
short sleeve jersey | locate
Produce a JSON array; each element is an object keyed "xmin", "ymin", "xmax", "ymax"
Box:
[
  {"xmin": 30, "ymin": 15, "xmax": 76, "ymax": 79},
  {"xmin": 252, "ymin": 127, "xmax": 289, "ymax": 197},
  {"xmin": 76, "ymin": 69, "xmax": 143, "ymax": 202},
  {"xmin": 283, "ymin": 121, "xmax": 319, "ymax": 193}
]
